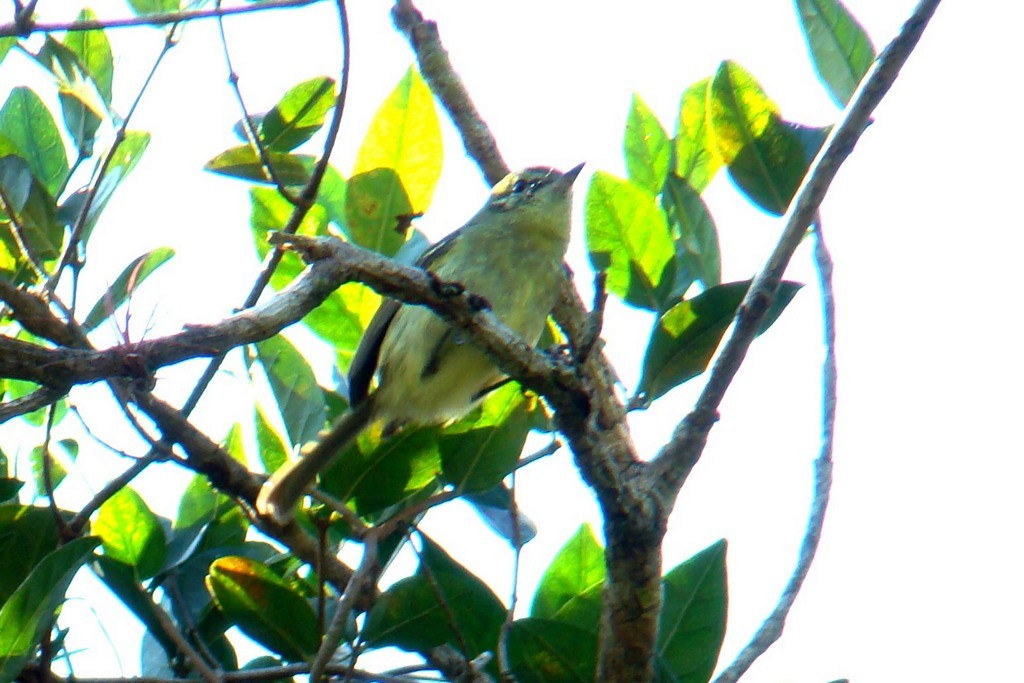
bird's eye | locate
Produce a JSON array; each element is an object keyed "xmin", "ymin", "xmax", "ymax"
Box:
[{"xmin": 512, "ymin": 179, "xmax": 528, "ymax": 193}]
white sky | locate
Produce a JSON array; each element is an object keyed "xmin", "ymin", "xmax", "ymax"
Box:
[{"xmin": 3, "ymin": 1, "xmax": 1023, "ymax": 681}]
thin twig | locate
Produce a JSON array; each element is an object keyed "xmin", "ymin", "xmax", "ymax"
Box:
[
  {"xmin": 712, "ymin": 216, "xmax": 838, "ymax": 683},
  {"xmin": 68, "ymin": 452, "xmax": 164, "ymax": 534},
  {"xmin": 48, "ymin": 32, "xmax": 177, "ymax": 291},
  {"xmin": 0, "ymin": 0, "xmax": 325, "ymax": 37},
  {"xmin": 0, "ymin": 385, "xmax": 65, "ymax": 423},
  {"xmin": 308, "ymin": 537, "xmax": 379, "ymax": 683},
  {"xmin": 215, "ymin": 1, "xmax": 300, "ymax": 204},
  {"xmin": 178, "ymin": 0, "xmax": 350, "ymax": 416}
]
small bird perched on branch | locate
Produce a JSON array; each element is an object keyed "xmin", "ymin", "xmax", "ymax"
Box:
[{"xmin": 256, "ymin": 163, "xmax": 584, "ymax": 523}]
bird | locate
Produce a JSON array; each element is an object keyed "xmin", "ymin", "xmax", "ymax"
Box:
[{"xmin": 256, "ymin": 163, "xmax": 584, "ymax": 523}]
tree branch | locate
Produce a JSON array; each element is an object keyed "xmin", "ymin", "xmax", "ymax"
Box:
[
  {"xmin": 0, "ymin": 0, "xmax": 326, "ymax": 37},
  {"xmin": 391, "ymin": 0, "xmax": 508, "ymax": 185}
]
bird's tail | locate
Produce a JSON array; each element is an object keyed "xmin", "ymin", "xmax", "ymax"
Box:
[{"xmin": 256, "ymin": 399, "xmax": 375, "ymax": 524}]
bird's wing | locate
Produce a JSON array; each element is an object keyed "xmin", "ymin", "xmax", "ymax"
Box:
[{"xmin": 346, "ymin": 226, "xmax": 465, "ymax": 407}]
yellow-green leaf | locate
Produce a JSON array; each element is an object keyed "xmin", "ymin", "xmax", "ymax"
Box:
[{"xmin": 585, "ymin": 171, "xmax": 674, "ymax": 311}]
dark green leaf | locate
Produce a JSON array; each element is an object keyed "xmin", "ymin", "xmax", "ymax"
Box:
[
  {"xmin": 0, "ymin": 536, "xmax": 99, "ymax": 682},
  {"xmin": 662, "ymin": 173, "xmax": 721, "ymax": 291},
  {"xmin": 352, "ymin": 66, "xmax": 442, "ymax": 215},
  {"xmin": 0, "ymin": 479, "xmax": 23, "ymax": 503},
  {"xmin": 82, "ymin": 247, "xmax": 174, "ymax": 331},
  {"xmin": 585, "ymin": 171, "xmax": 674, "ymax": 311},
  {"xmin": 261, "ymin": 76, "xmax": 336, "ymax": 152},
  {"xmin": 438, "ymin": 383, "xmax": 537, "ymax": 493},
  {"xmin": 253, "ymin": 335, "xmax": 326, "ymax": 447},
  {"xmin": 0, "ymin": 504, "xmax": 67, "ymax": 604},
  {"xmin": 639, "ymin": 280, "xmax": 802, "ymax": 403},
  {"xmin": 655, "ymin": 540, "xmax": 728, "ymax": 683},
  {"xmin": 0, "ymin": 88, "xmax": 69, "ymax": 197},
  {"xmin": 624, "ymin": 93, "xmax": 671, "ymax": 195},
  {"xmin": 363, "ymin": 536, "xmax": 504, "ymax": 658},
  {"xmin": 321, "ymin": 426, "xmax": 440, "ymax": 515},
  {"xmin": 506, "ymin": 618, "xmax": 598, "ymax": 683},
  {"xmin": 795, "ymin": 0, "xmax": 876, "ymax": 107},
  {"xmin": 674, "ymin": 78, "xmax": 723, "ymax": 193},
  {"xmin": 532, "ymin": 524, "xmax": 605, "ymax": 620},
  {"xmin": 94, "ymin": 487, "xmax": 167, "ymax": 580},
  {"xmin": 205, "ymin": 146, "xmax": 316, "ymax": 186},
  {"xmin": 708, "ymin": 61, "xmax": 809, "ymax": 215},
  {"xmin": 206, "ymin": 555, "xmax": 319, "ymax": 662}
]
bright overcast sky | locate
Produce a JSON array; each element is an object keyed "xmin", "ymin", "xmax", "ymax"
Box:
[{"xmin": 3, "ymin": 1, "xmax": 1022, "ymax": 681}]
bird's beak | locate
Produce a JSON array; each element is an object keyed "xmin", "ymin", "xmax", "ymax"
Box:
[{"xmin": 562, "ymin": 162, "xmax": 585, "ymax": 185}]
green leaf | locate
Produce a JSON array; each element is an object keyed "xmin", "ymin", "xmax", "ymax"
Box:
[
  {"xmin": 0, "ymin": 88, "xmax": 69, "ymax": 197},
  {"xmin": 248, "ymin": 186, "xmax": 329, "ymax": 288},
  {"xmin": 655, "ymin": 540, "xmax": 728, "ymax": 683},
  {"xmin": 0, "ymin": 154, "xmax": 63, "ymax": 282},
  {"xmin": 352, "ymin": 66, "xmax": 442, "ymax": 213},
  {"xmin": 0, "ymin": 536, "xmax": 100, "ymax": 682},
  {"xmin": 255, "ymin": 404, "xmax": 290, "ymax": 474},
  {"xmin": 322, "ymin": 426, "xmax": 440, "ymax": 516},
  {"xmin": 532, "ymin": 524, "xmax": 605, "ymax": 620},
  {"xmin": 30, "ymin": 439, "xmax": 77, "ymax": 493},
  {"xmin": 662, "ymin": 173, "xmax": 721, "ymax": 291},
  {"xmin": 0, "ymin": 37, "xmax": 15, "ymax": 65},
  {"xmin": 363, "ymin": 536, "xmax": 504, "ymax": 658},
  {"xmin": 176, "ymin": 476, "xmax": 248, "ymax": 553},
  {"xmin": 36, "ymin": 37, "xmax": 107, "ymax": 158},
  {"xmin": 63, "ymin": 9, "xmax": 114, "ymax": 105},
  {"xmin": 343, "ymin": 167, "xmax": 413, "ymax": 257},
  {"xmin": 261, "ymin": 76, "xmax": 336, "ymax": 152},
  {"xmin": 206, "ymin": 555, "xmax": 319, "ymax": 662},
  {"xmin": 624, "ymin": 94, "xmax": 671, "ymax": 195},
  {"xmin": 585, "ymin": 171, "xmax": 674, "ymax": 311},
  {"xmin": 205, "ymin": 146, "xmax": 316, "ymax": 186},
  {"xmin": 438, "ymin": 383, "xmax": 537, "ymax": 493},
  {"xmin": 253, "ymin": 335, "xmax": 326, "ymax": 447},
  {"xmin": 82, "ymin": 247, "xmax": 174, "ymax": 331},
  {"xmin": 345, "ymin": 67, "xmax": 441, "ymax": 256},
  {"xmin": 94, "ymin": 487, "xmax": 167, "ymax": 580},
  {"xmin": 707, "ymin": 61, "xmax": 810, "ymax": 215},
  {"xmin": 638, "ymin": 280, "xmax": 802, "ymax": 403},
  {"xmin": 795, "ymin": 0, "xmax": 876, "ymax": 107},
  {"xmin": 506, "ymin": 618, "xmax": 598, "ymax": 683},
  {"xmin": 316, "ymin": 282, "xmax": 381, "ymax": 369},
  {"xmin": 126, "ymin": 0, "xmax": 180, "ymax": 15},
  {"xmin": 674, "ymin": 78, "xmax": 722, "ymax": 193},
  {"xmin": 0, "ymin": 504, "xmax": 67, "ymax": 605}
]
